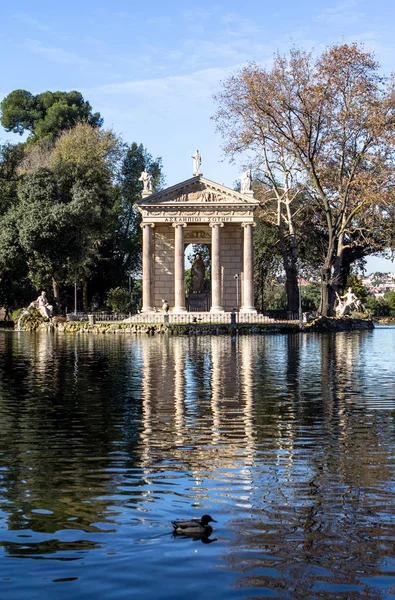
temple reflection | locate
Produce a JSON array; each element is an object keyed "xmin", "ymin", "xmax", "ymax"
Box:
[
  {"xmin": 1, "ymin": 327, "xmax": 395, "ymax": 591},
  {"xmin": 139, "ymin": 335, "xmax": 257, "ymax": 482}
]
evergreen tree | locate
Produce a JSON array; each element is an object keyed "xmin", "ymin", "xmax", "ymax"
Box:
[
  {"xmin": 1, "ymin": 90, "xmax": 102, "ymax": 141},
  {"xmin": 94, "ymin": 142, "xmax": 164, "ymax": 299}
]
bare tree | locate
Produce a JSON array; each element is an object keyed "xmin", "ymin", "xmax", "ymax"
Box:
[
  {"xmin": 253, "ymin": 150, "xmax": 304, "ymax": 312},
  {"xmin": 214, "ymin": 43, "xmax": 395, "ymax": 315}
]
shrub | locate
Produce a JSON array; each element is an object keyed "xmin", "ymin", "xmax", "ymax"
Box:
[{"xmin": 106, "ymin": 287, "xmax": 130, "ymax": 313}]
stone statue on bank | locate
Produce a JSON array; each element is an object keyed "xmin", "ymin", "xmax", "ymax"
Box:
[
  {"xmin": 335, "ymin": 287, "xmax": 363, "ymax": 316},
  {"xmin": 28, "ymin": 291, "xmax": 54, "ymax": 319}
]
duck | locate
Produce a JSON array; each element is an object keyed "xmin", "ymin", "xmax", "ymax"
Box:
[{"xmin": 171, "ymin": 514, "xmax": 217, "ymax": 535}]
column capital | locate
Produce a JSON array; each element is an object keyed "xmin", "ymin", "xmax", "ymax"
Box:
[
  {"xmin": 209, "ymin": 222, "xmax": 224, "ymax": 228},
  {"xmin": 241, "ymin": 222, "xmax": 256, "ymax": 228},
  {"xmin": 140, "ymin": 222, "xmax": 155, "ymax": 229},
  {"xmin": 172, "ymin": 222, "xmax": 187, "ymax": 228}
]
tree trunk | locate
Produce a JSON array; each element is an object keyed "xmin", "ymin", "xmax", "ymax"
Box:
[
  {"xmin": 284, "ymin": 262, "xmax": 299, "ymax": 313},
  {"xmin": 278, "ymin": 219, "xmax": 299, "ymax": 313},
  {"xmin": 284, "ymin": 194, "xmax": 300, "ymax": 314},
  {"xmin": 52, "ymin": 277, "xmax": 59, "ymax": 300},
  {"xmin": 319, "ymin": 265, "xmax": 334, "ymax": 316},
  {"xmin": 319, "ymin": 233, "xmax": 339, "ymax": 316},
  {"xmin": 82, "ymin": 275, "xmax": 88, "ymax": 312},
  {"xmin": 52, "ymin": 276, "xmax": 60, "ymax": 314},
  {"xmin": 335, "ymin": 255, "xmax": 352, "ymax": 296}
]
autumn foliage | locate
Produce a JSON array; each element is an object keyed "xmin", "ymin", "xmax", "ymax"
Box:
[{"xmin": 214, "ymin": 43, "xmax": 395, "ymax": 315}]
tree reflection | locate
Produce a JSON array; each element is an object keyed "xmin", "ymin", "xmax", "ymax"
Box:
[{"xmin": 0, "ymin": 329, "xmax": 395, "ymax": 597}]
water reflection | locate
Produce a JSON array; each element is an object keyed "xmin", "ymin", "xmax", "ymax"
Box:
[{"xmin": 0, "ymin": 330, "xmax": 395, "ymax": 598}]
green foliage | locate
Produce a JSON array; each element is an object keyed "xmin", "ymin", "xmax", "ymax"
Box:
[
  {"xmin": 345, "ymin": 275, "xmax": 369, "ymax": 304},
  {"xmin": 106, "ymin": 287, "xmax": 130, "ymax": 313},
  {"xmin": 1, "ymin": 90, "xmax": 102, "ymax": 141},
  {"xmin": 51, "ymin": 123, "xmax": 121, "ymax": 185},
  {"xmin": 0, "ymin": 143, "xmax": 24, "ymax": 215},
  {"xmin": 0, "ymin": 90, "xmax": 36, "ymax": 134},
  {"xmin": 253, "ymin": 218, "xmax": 283, "ymax": 311},
  {"xmin": 365, "ymin": 296, "xmax": 390, "ymax": 317},
  {"xmin": 185, "ymin": 268, "xmax": 192, "ymax": 294},
  {"xmin": 364, "ymin": 291, "xmax": 395, "ymax": 317},
  {"xmin": 383, "ymin": 291, "xmax": 395, "ymax": 316},
  {"xmin": 186, "ymin": 244, "xmax": 210, "ymax": 269},
  {"xmin": 15, "ymin": 125, "xmax": 125, "ymax": 300},
  {"xmin": 263, "ymin": 281, "xmax": 287, "ymax": 310},
  {"xmin": 0, "ymin": 92, "xmax": 162, "ymax": 312},
  {"xmin": 130, "ymin": 280, "xmax": 142, "ymax": 309},
  {"xmin": 18, "ymin": 307, "xmax": 46, "ymax": 330},
  {"xmin": 121, "ymin": 142, "xmax": 164, "ymax": 200},
  {"xmin": 94, "ymin": 142, "xmax": 164, "ymax": 297},
  {"xmin": 0, "ymin": 146, "xmax": 33, "ymax": 308},
  {"xmin": 301, "ymin": 283, "xmax": 321, "ymax": 311},
  {"xmin": 16, "ymin": 168, "xmax": 74, "ymax": 289},
  {"xmin": 0, "ymin": 126, "xmax": 163, "ymax": 312}
]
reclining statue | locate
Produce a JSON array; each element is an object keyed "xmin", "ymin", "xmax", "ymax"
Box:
[{"xmin": 335, "ymin": 287, "xmax": 363, "ymax": 316}]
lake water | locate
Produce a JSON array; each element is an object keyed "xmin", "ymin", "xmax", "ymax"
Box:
[{"xmin": 0, "ymin": 329, "xmax": 395, "ymax": 599}]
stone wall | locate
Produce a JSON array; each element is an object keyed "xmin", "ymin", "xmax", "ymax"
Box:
[
  {"xmin": 221, "ymin": 224, "xmax": 243, "ymax": 311},
  {"xmin": 13, "ymin": 314, "xmax": 374, "ymax": 334}
]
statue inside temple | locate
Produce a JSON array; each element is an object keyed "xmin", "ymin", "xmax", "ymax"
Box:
[{"xmin": 190, "ymin": 253, "xmax": 205, "ymax": 293}]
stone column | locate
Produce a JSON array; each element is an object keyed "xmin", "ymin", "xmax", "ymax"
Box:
[
  {"xmin": 173, "ymin": 222, "xmax": 187, "ymax": 313},
  {"xmin": 210, "ymin": 223, "xmax": 224, "ymax": 313},
  {"xmin": 241, "ymin": 222, "xmax": 257, "ymax": 314},
  {"xmin": 141, "ymin": 223, "xmax": 155, "ymax": 312}
]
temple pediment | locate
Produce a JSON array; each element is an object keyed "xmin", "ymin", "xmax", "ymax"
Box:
[{"xmin": 136, "ymin": 175, "xmax": 259, "ymax": 208}]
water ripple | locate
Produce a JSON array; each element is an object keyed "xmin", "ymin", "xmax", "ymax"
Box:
[{"xmin": 0, "ymin": 330, "xmax": 395, "ymax": 598}]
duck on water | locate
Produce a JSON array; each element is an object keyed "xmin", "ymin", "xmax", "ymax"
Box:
[{"xmin": 172, "ymin": 515, "xmax": 217, "ymax": 535}]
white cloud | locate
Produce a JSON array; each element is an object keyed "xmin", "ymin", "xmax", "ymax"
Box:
[
  {"xmin": 14, "ymin": 12, "xmax": 50, "ymax": 32},
  {"xmin": 314, "ymin": 0, "xmax": 365, "ymax": 26},
  {"xmin": 182, "ymin": 9, "xmax": 213, "ymax": 21},
  {"xmin": 146, "ymin": 16, "xmax": 173, "ymax": 26},
  {"xmin": 96, "ymin": 66, "xmax": 234, "ymax": 107},
  {"xmin": 23, "ymin": 39, "xmax": 90, "ymax": 67},
  {"xmin": 84, "ymin": 66, "xmax": 239, "ymax": 185}
]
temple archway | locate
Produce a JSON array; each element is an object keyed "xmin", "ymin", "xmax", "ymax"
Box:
[{"xmin": 185, "ymin": 243, "xmax": 210, "ymax": 312}]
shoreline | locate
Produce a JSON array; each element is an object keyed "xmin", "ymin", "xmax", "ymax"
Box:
[{"xmin": 2, "ymin": 315, "xmax": 375, "ymax": 335}]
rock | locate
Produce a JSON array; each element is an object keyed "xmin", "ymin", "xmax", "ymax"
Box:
[{"xmin": 306, "ymin": 315, "xmax": 374, "ymax": 332}]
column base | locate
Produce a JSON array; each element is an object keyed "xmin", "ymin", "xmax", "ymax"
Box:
[
  {"xmin": 240, "ymin": 307, "xmax": 257, "ymax": 314},
  {"xmin": 141, "ymin": 307, "xmax": 155, "ymax": 313},
  {"xmin": 172, "ymin": 307, "xmax": 187, "ymax": 314},
  {"xmin": 210, "ymin": 306, "xmax": 225, "ymax": 313}
]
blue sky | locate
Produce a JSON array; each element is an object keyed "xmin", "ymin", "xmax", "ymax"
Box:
[{"xmin": 1, "ymin": 0, "xmax": 395, "ymax": 272}]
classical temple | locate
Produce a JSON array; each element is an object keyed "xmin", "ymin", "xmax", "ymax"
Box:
[{"xmin": 136, "ymin": 161, "xmax": 259, "ymax": 314}]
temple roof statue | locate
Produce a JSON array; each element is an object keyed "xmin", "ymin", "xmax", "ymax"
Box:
[{"xmin": 192, "ymin": 150, "xmax": 202, "ymax": 176}]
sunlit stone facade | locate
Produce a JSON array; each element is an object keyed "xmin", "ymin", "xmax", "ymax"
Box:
[{"xmin": 136, "ymin": 175, "xmax": 259, "ymax": 314}]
